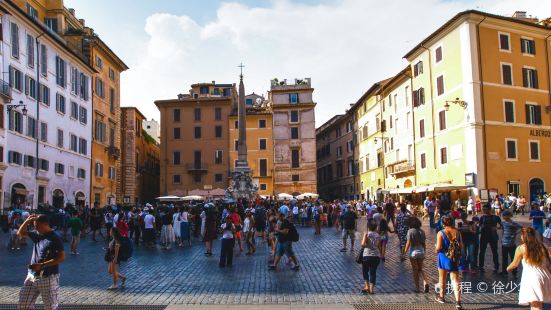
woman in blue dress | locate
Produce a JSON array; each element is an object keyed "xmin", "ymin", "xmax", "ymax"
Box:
[{"xmin": 435, "ymin": 215, "xmax": 464, "ymax": 309}]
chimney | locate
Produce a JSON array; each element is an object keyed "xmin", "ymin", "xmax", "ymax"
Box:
[
  {"xmin": 68, "ymin": 8, "xmax": 75, "ymax": 16},
  {"xmin": 511, "ymin": 11, "xmax": 539, "ymax": 23},
  {"xmin": 79, "ymin": 19, "xmax": 85, "ymax": 27}
]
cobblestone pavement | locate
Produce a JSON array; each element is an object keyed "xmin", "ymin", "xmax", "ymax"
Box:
[{"xmin": 0, "ymin": 214, "xmax": 549, "ymax": 309}]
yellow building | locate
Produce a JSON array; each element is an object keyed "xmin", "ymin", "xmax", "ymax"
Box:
[
  {"xmin": 12, "ymin": 0, "xmax": 128, "ymax": 205},
  {"xmin": 353, "ymin": 80, "xmax": 388, "ymax": 201},
  {"xmin": 404, "ymin": 10, "xmax": 551, "ymax": 202},
  {"xmin": 229, "ymin": 94, "xmax": 273, "ymax": 196}
]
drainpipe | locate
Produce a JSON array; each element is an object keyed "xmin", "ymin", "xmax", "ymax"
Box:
[
  {"xmin": 475, "ymin": 17, "xmax": 488, "ymax": 190},
  {"xmin": 35, "ymin": 32, "xmax": 45, "ymax": 209},
  {"xmin": 419, "ymin": 44, "xmax": 437, "ymax": 170},
  {"xmin": 545, "ymin": 32, "xmax": 551, "ymax": 123}
]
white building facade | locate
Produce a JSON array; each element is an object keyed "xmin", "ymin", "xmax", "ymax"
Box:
[{"xmin": 1, "ymin": 4, "xmax": 94, "ymax": 210}]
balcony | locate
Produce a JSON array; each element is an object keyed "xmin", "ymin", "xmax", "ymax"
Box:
[
  {"xmin": 389, "ymin": 160, "xmax": 415, "ymax": 177},
  {"xmin": 186, "ymin": 163, "xmax": 208, "ymax": 172},
  {"xmin": 0, "ymin": 79, "xmax": 12, "ymax": 101},
  {"xmin": 106, "ymin": 146, "xmax": 120, "ymax": 160}
]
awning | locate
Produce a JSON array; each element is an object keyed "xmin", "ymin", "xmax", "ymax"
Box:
[
  {"xmin": 389, "ymin": 188, "xmax": 414, "ymax": 195},
  {"xmin": 414, "ymin": 184, "xmax": 468, "ymax": 193}
]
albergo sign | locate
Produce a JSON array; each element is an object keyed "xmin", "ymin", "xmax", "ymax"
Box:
[{"xmin": 530, "ymin": 129, "xmax": 551, "ymax": 138}]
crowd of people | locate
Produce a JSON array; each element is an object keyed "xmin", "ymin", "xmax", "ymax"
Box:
[{"xmin": 3, "ymin": 192, "xmax": 551, "ymax": 310}]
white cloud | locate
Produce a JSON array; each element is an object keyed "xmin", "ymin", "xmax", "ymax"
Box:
[{"xmin": 121, "ymin": 0, "xmax": 550, "ymax": 125}]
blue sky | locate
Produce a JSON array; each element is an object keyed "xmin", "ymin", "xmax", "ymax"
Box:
[{"xmin": 64, "ymin": 0, "xmax": 550, "ymax": 125}]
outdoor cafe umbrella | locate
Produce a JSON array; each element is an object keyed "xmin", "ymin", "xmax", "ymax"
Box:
[
  {"xmin": 296, "ymin": 193, "xmax": 319, "ymax": 200},
  {"xmin": 155, "ymin": 195, "xmax": 182, "ymax": 202},
  {"xmin": 182, "ymin": 195, "xmax": 205, "ymax": 201},
  {"xmin": 277, "ymin": 193, "xmax": 294, "ymax": 200}
]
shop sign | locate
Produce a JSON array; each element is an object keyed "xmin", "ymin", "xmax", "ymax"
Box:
[{"xmin": 530, "ymin": 129, "xmax": 551, "ymax": 137}]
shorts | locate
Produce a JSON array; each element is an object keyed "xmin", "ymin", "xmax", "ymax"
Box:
[
  {"xmin": 276, "ymin": 241, "xmax": 295, "ymax": 257},
  {"xmin": 255, "ymin": 221, "xmax": 266, "ymax": 232},
  {"xmin": 71, "ymin": 234, "xmax": 80, "ymax": 243},
  {"xmin": 342, "ymin": 229, "xmax": 355, "ymax": 240}
]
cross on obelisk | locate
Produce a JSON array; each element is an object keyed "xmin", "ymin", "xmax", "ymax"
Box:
[{"xmin": 238, "ymin": 62, "xmax": 245, "ymax": 77}]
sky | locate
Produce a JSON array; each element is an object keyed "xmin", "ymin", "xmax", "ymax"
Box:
[{"xmin": 64, "ymin": 0, "xmax": 550, "ymax": 126}]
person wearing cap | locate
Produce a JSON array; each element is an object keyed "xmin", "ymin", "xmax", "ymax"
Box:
[{"xmin": 17, "ymin": 214, "xmax": 65, "ymax": 310}]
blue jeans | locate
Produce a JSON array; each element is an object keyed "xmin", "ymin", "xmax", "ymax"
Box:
[
  {"xmin": 462, "ymin": 241, "xmax": 476, "ymax": 269},
  {"xmin": 362, "ymin": 256, "xmax": 380, "ymax": 285},
  {"xmin": 429, "ymin": 212, "xmax": 435, "ymax": 228}
]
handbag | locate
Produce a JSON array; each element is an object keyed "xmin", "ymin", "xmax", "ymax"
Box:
[{"xmin": 356, "ymin": 248, "xmax": 364, "ymax": 264}]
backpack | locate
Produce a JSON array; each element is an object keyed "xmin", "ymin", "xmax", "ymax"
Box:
[
  {"xmin": 288, "ymin": 222, "xmax": 300, "ymax": 242},
  {"xmin": 118, "ymin": 237, "xmax": 133, "ymax": 262},
  {"xmin": 443, "ymin": 231, "xmax": 461, "ymax": 263}
]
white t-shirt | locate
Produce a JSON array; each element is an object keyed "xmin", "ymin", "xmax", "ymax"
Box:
[
  {"xmin": 144, "ymin": 214, "xmax": 155, "ymax": 229},
  {"xmin": 243, "ymin": 217, "xmax": 251, "ymax": 232},
  {"xmin": 220, "ymin": 223, "xmax": 234, "ymax": 239}
]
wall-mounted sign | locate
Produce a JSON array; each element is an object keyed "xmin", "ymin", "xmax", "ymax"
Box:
[
  {"xmin": 530, "ymin": 129, "xmax": 551, "ymax": 138},
  {"xmin": 123, "ymin": 196, "xmax": 131, "ymax": 204},
  {"xmin": 465, "ymin": 173, "xmax": 476, "ymax": 187}
]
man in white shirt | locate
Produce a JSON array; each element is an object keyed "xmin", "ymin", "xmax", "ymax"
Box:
[
  {"xmin": 292, "ymin": 205, "xmax": 299, "ymax": 224},
  {"xmin": 143, "ymin": 209, "xmax": 155, "ymax": 248}
]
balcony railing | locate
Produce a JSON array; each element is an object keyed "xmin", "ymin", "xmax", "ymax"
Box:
[
  {"xmin": 0, "ymin": 79, "xmax": 12, "ymax": 100},
  {"xmin": 186, "ymin": 163, "xmax": 208, "ymax": 172},
  {"xmin": 106, "ymin": 146, "xmax": 120, "ymax": 159},
  {"xmin": 390, "ymin": 160, "xmax": 415, "ymax": 175}
]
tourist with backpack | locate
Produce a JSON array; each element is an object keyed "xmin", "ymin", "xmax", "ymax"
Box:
[
  {"xmin": 268, "ymin": 212, "xmax": 300, "ymax": 271},
  {"xmin": 105, "ymin": 227, "xmax": 127, "ymax": 290},
  {"xmin": 435, "ymin": 216, "xmax": 463, "ymax": 309}
]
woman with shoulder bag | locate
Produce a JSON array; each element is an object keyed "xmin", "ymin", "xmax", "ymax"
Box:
[
  {"xmin": 360, "ymin": 222, "xmax": 382, "ymax": 294},
  {"xmin": 106, "ymin": 227, "xmax": 127, "ymax": 290},
  {"xmin": 403, "ymin": 217, "xmax": 429, "ymax": 293}
]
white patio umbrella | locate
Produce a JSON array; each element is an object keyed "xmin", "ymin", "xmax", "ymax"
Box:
[
  {"xmin": 182, "ymin": 195, "xmax": 205, "ymax": 201},
  {"xmin": 297, "ymin": 193, "xmax": 319, "ymax": 200},
  {"xmin": 277, "ymin": 193, "xmax": 294, "ymax": 201},
  {"xmin": 155, "ymin": 195, "xmax": 182, "ymax": 202}
]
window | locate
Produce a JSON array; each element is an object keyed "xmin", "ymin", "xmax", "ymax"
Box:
[
  {"xmin": 56, "ymin": 94, "xmax": 65, "ymax": 114},
  {"xmin": 529, "ymin": 141, "xmax": 540, "ymax": 161},
  {"xmin": 506, "ymin": 139, "xmax": 517, "ymax": 160},
  {"xmin": 438, "ymin": 111, "xmax": 446, "ymax": 131},
  {"xmin": 95, "ymin": 56, "xmax": 103, "ymax": 69},
  {"xmin": 346, "ymin": 121, "xmax": 352, "ymax": 133},
  {"xmin": 39, "ymin": 84, "xmax": 50, "ymax": 105},
  {"xmin": 79, "ymin": 74, "xmax": 89, "ymax": 100},
  {"xmin": 77, "ymin": 168, "xmax": 86, "ymax": 179},
  {"xmin": 215, "ymin": 174, "xmax": 223, "ymax": 183},
  {"xmin": 259, "ymin": 159, "xmax": 268, "ymax": 177},
  {"xmin": 25, "ymin": 75, "xmax": 37, "ymax": 99},
  {"xmin": 109, "ymin": 88, "xmax": 115, "ymax": 112},
  {"xmin": 420, "ymin": 153, "xmax": 426, "ymax": 169},
  {"xmin": 215, "ymin": 150, "xmax": 223, "ymax": 164},
  {"xmin": 234, "ymin": 120, "xmax": 239, "ymax": 129},
  {"xmin": 173, "ymin": 109, "xmax": 181, "ymax": 122},
  {"xmin": 109, "ymin": 126, "xmax": 115, "ymax": 147},
  {"xmin": 95, "ymin": 120, "xmax": 106, "ymax": 143},
  {"xmin": 245, "ymin": 98, "xmax": 253, "ymax": 105},
  {"xmin": 9, "ymin": 66, "xmax": 23, "ymax": 91},
  {"xmin": 70, "ymin": 101, "xmax": 78, "ymax": 119},
  {"xmin": 173, "ymin": 127, "xmax": 180, "ymax": 139},
  {"xmin": 436, "ymin": 75, "xmax": 444, "ymax": 96},
  {"xmin": 78, "ymin": 138, "xmax": 87, "ymax": 155},
  {"xmin": 40, "ymin": 122, "xmax": 47, "ymax": 142},
  {"xmin": 259, "ymin": 119, "xmax": 266, "ymax": 128},
  {"xmin": 234, "ymin": 140, "xmax": 238, "ymax": 151},
  {"xmin": 522, "ymin": 68, "xmax": 538, "ymax": 89},
  {"xmin": 55, "ymin": 163, "xmax": 65, "ymax": 175},
  {"xmin": 292, "ymin": 174, "xmax": 299, "ymax": 182},
  {"xmin": 57, "ymin": 129, "xmax": 63, "ymax": 148},
  {"xmin": 95, "ymin": 162, "xmax": 104, "ymax": 177},
  {"xmin": 95, "ymin": 77, "xmax": 104, "ymax": 97},
  {"xmin": 521, "ymin": 38, "xmax": 536, "ymax": 55},
  {"xmin": 26, "ymin": 3, "xmax": 38, "ymax": 18},
  {"xmin": 291, "ymin": 149, "xmax": 300, "ymax": 168},
  {"xmin": 11, "ymin": 23, "xmax": 19, "ymax": 58},
  {"xmin": 70, "ymin": 67, "xmax": 79, "ymax": 94},
  {"xmin": 336, "ymin": 146, "xmax": 342, "ymax": 157},
  {"xmin": 413, "ymin": 88, "xmax": 425, "ymax": 106},
  {"xmin": 24, "ymin": 155, "xmax": 35, "ymax": 168},
  {"xmin": 39, "ymin": 158, "xmax": 49, "ymax": 171},
  {"xmin": 214, "ymin": 107, "xmax": 222, "ymax": 121},
  {"xmin": 290, "ymin": 127, "xmax": 299, "ymax": 139},
  {"xmin": 9, "ymin": 110, "xmax": 23, "ymax": 134},
  {"xmin": 26, "ymin": 34, "xmax": 34, "ymax": 68},
  {"xmin": 525, "ymin": 104, "xmax": 542, "ymax": 125},
  {"xmin": 440, "ymin": 147, "xmax": 448, "ymax": 165},
  {"xmin": 259, "ymin": 139, "xmax": 267, "ymax": 150},
  {"xmin": 260, "ymin": 184, "xmax": 267, "ymax": 191},
  {"xmin": 362, "ymin": 126, "xmax": 368, "ymax": 140},
  {"xmin": 194, "ymin": 126, "xmax": 201, "ymax": 139},
  {"xmin": 499, "ymin": 33, "xmax": 510, "ymax": 51},
  {"xmin": 413, "ymin": 61, "xmax": 423, "ymax": 77},
  {"xmin": 290, "ymin": 110, "xmax": 299, "ymax": 123},
  {"xmin": 173, "ymin": 151, "xmax": 181, "ymax": 165},
  {"xmin": 215, "ymin": 125, "xmax": 222, "ymax": 138},
  {"xmin": 172, "ymin": 175, "xmax": 181, "ymax": 184},
  {"xmin": 199, "ymin": 86, "xmax": 209, "ymax": 94},
  {"xmin": 507, "ymin": 182, "xmax": 520, "ymax": 197},
  {"xmin": 79, "ymin": 106, "xmax": 87, "ymax": 124},
  {"xmin": 501, "ymin": 64, "xmax": 513, "ymax": 85},
  {"xmin": 194, "ymin": 108, "xmax": 201, "ymax": 121},
  {"xmin": 27, "ymin": 117, "xmax": 37, "ymax": 138},
  {"xmin": 193, "ymin": 173, "xmax": 201, "ymax": 183},
  {"xmin": 40, "ymin": 44, "xmax": 47, "ymax": 76},
  {"xmin": 55, "ymin": 56, "xmax": 66, "ymax": 87},
  {"xmin": 289, "ymin": 93, "xmax": 299, "ymax": 104},
  {"xmin": 70, "ymin": 134, "xmax": 78, "ymax": 152},
  {"xmin": 8, "ymin": 151, "xmax": 22, "ymax": 165},
  {"xmin": 109, "ymin": 68, "xmax": 116, "ymax": 81},
  {"xmin": 435, "ymin": 46, "xmax": 442, "ymax": 63},
  {"xmin": 108, "ymin": 166, "xmax": 116, "ymax": 180},
  {"xmin": 389, "ymin": 116, "xmax": 393, "ymax": 129},
  {"xmin": 504, "ymin": 101, "xmax": 515, "ymax": 123}
]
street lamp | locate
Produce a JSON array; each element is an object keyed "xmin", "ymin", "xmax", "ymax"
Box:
[
  {"xmin": 374, "ymin": 136, "xmax": 389, "ymax": 144},
  {"xmin": 6, "ymin": 100, "xmax": 27, "ymax": 115},
  {"xmin": 444, "ymin": 98, "xmax": 467, "ymax": 111}
]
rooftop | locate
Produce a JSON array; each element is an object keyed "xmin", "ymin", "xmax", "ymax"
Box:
[{"xmin": 270, "ymin": 78, "xmax": 312, "ymax": 91}]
